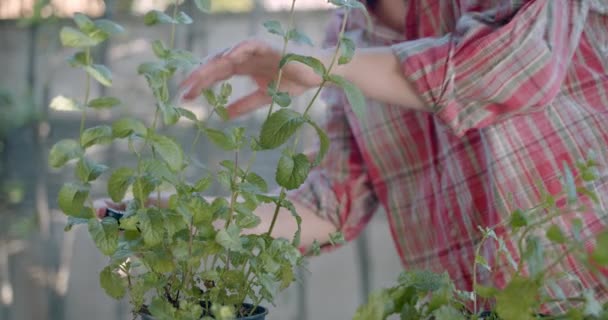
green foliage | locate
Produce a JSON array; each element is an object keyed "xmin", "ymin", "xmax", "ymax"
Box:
[
  {"xmin": 50, "ymin": 1, "xmax": 372, "ymax": 319},
  {"xmin": 355, "ymin": 157, "xmax": 608, "ymax": 319}
]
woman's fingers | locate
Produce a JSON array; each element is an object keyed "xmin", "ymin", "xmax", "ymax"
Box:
[
  {"xmin": 93, "ymin": 199, "xmax": 125, "ymax": 219},
  {"xmin": 180, "ymin": 56, "xmax": 235, "ymax": 100},
  {"xmin": 227, "ymin": 90, "xmax": 273, "ymax": 119},
  {"xmin": 179, "ymin": 40, "xmax": 277, "ymax": 101}
]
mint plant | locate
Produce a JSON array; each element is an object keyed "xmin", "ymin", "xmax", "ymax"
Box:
[
  {"xmin": 354, "ymin": 156, "xmax": 608, "ymax": 320},
  {"xmin": 49, "ymin": 1, "xmax": 369, "ymax": 319}
]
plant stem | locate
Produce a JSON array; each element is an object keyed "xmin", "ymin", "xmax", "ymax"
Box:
[
  {"xmin": 266, "ymin": 10, "xmax": 349, "ymax": 237},
  {"xmin": 225, "ymin": 151, "xmax": 240, "ymax": 228},
  {"xmin": 79, "ymin": 48, "xmax": 92, "ymax": 142},
  {"xmin": 266, "ymin": 190, "xmax": 286, "ymax": 236},
  {"xmin": 170, "ymin": 0, "xmax": 179, "ymax": 49},
  {"xmin": 265, "ymin": 0, "xmax": 297, "ymax": 119}
]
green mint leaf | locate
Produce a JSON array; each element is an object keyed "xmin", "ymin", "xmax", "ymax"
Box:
[
  {"xmin": 276, "ymin": 153, "xmax": 310, "ymax": 190},
  {"xmin": 329, "ymin": 231, "xmax": 346, "ymax": 246},
  {"xmin": 81, "ymin": 125, "xmax": 113, "ymax": 148},
  {"xmin": 75, "ymin": 157, "xmax": 108, "ymax": 182},
  {"xmin": 144, "ymin": 10, "xmax": 175, "ymax": 26},
  {"xmin": 94, "ymin": 19, "xmax": 124, "ymax": 36},
  {"xmin": 306, "ymin": 119, "xmax": 330, "ymax": 166},
  {"xmin": 263, "ymin": 20, "xmax": 284, "ymax": 36},
  {"xmin": 58, "ymin": 183, "xmax": 92, "ymax": 217},
  {"xmin": 509, "ymin": 209, "xmax": 528, "ymax": 230},
  {"xmin": 67, "ymin": 51, "xmax": 89, "ymax": 67},
  {"xmin": 177, "ymin": 107, "xmax": 198, "ymax": 121},
  {"xmin": 495, "ymin": 277, "xmax": 539, "ymax": 320},
  {"xmin": 49, "ymin": 139, "xmax": 83, "ymax": 168},
  {"xmin": 204, "ymin": 127, "xmax": 238, "ymax": 150},
  {"xmin": 194, "ymin": 0, "xmax": 212, "ymax": 13},
  {"xmin": 112, "ymin": 118, "xmax": 147, "ymax": 138},
  {"xmin": 591, "ymin": 231, "xmax": 608, "ymax": 266},
  {"xmin": 88, "ymin": 97, "xmax": 121, "ymax": 109},
  {"xmin": 338, "ymin": 36, "xmax": 355, "ymax": 65},
  {"xmin": 60, "ymin": 26, "xmax": 98, "ymax": 48},
  {"xmin": 245, "ymin": 172, "xmax": 268, "ymax": 193},
  {"xmin": 107, "ymin": 167, "xmax": 135, "ymax": 202},
  {"xmin": 139, "ymin": 209, "xmax": 165, "ymax": 247},
  {"xmin": 215, "ymin": 224, "xmax": 243, "ymax": 252},
  {"xmin": 85, "ymin": 64, "xmax": 112, "ymax": 87},
  {"xmin": 151, "ymin": 40, "xmax": 169, "ymax": 58},
  {"xmin": 150, "ymin": 134, "xmax": 184, "ymax": 172},
  {"xmin": 149, "ymin": 296, "xmax": 176, "ymax": 320},
  {"xmin": 327, "ymin": 74, "xmax": 366, "ymax": 121},
  {"xmin": 259, "ymin": 109, "xmax": 305, "ymax": 149},
  {"xmin": 287, "ymin": 28, "xmax": 313, "ymax": 46},
  {"xmin": 88, "ymin": 217, "xmax": 119, "ymax": 256},
  {"xmin": 99, "ymin": 266, "xmax": 126, "ymax": 299},
  {"xmin": 73, "ymin": 13, "xmax": 96, "ymax": 33},
  {"xmin": 175, "ymin": 11, "xmax": 193, "ymax": 24},
  {"xmin": 546, "ymin": 224, "xmax": 566, "ymax": 244},
  {"xmin": 193, "ymin": 175, "xmax": 213, "ymax": 193},
  {"xmin": 311, "ymin": 240, "xmax": 321, "ymax": 256},
  {"xmin": 279, "ymin": 53, "xmax": 326, "ymax": 76}
]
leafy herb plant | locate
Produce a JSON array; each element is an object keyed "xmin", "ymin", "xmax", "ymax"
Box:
[
  {"xmin": 49, "ymin": 1, "xmax": 369, "ymax": 319},
  {"xmin": 354, "ymin": 157, "xmax": 608, "ymax": 320}
]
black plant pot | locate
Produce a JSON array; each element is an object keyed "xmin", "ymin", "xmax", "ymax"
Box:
[{"xmin": 138, "ymin": 303, "xmax": 268, "ymax": 320}]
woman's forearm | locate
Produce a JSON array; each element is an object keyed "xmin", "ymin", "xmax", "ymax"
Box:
[{"xmin": 323, "ymin": 46, "xmax": 428, "ymax": 111}]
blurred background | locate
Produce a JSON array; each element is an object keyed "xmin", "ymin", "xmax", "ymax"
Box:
[{"xmin": 0, "ymin": 0, "xmax": 402, "ymax": 319}]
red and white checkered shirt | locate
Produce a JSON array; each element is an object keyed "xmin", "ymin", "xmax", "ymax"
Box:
[{"xmin": 288, "ymin": 0, "xmax": 608, "ymax": 308}]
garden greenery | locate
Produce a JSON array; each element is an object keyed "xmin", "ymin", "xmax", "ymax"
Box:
[{"xmin": 48, "ymin": 0, "xmax": 367, "ymax": 319}]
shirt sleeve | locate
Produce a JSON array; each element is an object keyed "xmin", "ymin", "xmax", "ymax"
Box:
[{"xmin": 392, "ymin": 0, "xmax": 590, "ymax": 136}]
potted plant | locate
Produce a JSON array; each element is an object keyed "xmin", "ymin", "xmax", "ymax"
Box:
[
  {"xmin": 48, "ymin": 1, "xmax": 369, "ymax": 319},
  {"xmin": 354, "ymin": 157, "xmax": 608, "ymax": 320}
]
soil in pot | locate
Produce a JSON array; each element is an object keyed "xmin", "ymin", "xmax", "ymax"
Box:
[{"xmin": 138, "ymin": 303, "xmax": 268, "ymax": 320}]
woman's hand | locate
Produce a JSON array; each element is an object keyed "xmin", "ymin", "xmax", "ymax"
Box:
[
  {"xmin": 179, "ymin": 39, "xmax": 325, "ymax": 119},
  {"xmin": 93, "ymin": 198, "xmax": 126, "ymax": 219}
]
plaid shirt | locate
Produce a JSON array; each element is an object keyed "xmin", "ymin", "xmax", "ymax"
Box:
[{"xmin": 288, "ymin": 0, "xmax": 608, "ymax": 306}]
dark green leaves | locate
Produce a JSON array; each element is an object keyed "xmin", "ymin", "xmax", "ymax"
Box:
[
  {"xmin": 338, "ymin": 37, "xmax": 355, "ymax": 65},
  {"xmin": 546, "ymin": 224, "xmax": 566, "ymax": 244},
  {"xmin": 591, "ymin": 231, "xmax": 608, "ymax": 266},
  {"xmin": 280, "ymin": 54, "xmax": 326, "ymax": 76},
  {"xmin": 76, "ymin": 157, "xmax": 108, "ymax": 182},
  {"xmin": 107, "ymin": 167, "xmax": 135, "ymax": 202},
  {"xmin": 194, "ymin": 0, "xmax": 212, "ymax": 13},
  {"xmin": 88, "ymin": 97, "xmax": 121, "ymax": 109},
  {"xmin": 49, "ymin": 139, "xmax": 83, "ymax": 168},
  {"xmin": 60, "ymin": 27, "xmax": 99, "ymax": 48},
  {"xmin": 204, "ymin": 127, "xmax": 244, "ymax": 151},
  {"xmin": 149, "ymin": 297, "xmax": 176, "ymax": 320},
  {"xmin": 267, "ymin": 83, "xmax": 291, "ymax": 108},
  {"xmin": 495, "ymin": 276, "xmax": 539, "ymax": 320},
  {"xmin": 263, "ymin": 20, "xmax": 284, "ymax": 36},
  {"xmin": 306, "ymin": 119, "xmax": 330, "ymax": 166},
  {"xmin": 287, "ymin": 29, "xmax": 314, "ymax": 46},
  {"xmin": 276, "ymin": 153, "xmax": 310, "ymax": 190},
  {"xmin": 140, "ymin": 209, "xmax": 165, "ymax": 247},
  {"xmin": 112, "ymin": 118, "xmax": 147, "ymax": 138},
  {"xmin": 327, "ymin": 74, "xmax": 366, "ymax": 121},
  {"xmin": 58, "ymin": 183, "xmax": 92, "ymax": 218},
  {"xmin": 509, "ymin": 209, "xmax": 528, "ymax": 230},
  {"xmin": 216, "ymin": 224, "xmax": 243, "ymax": 252},
  {"xmin": 144, "ymin": 10, "xmax": 176, "ymax": 26},
  {"xmin": 81, "ymin": 125, "xmax": 113, "ymax": 148},
  {"xmin": 85, "ymin": 64, "xmax": 113, "ymax": 87},
  {"xmin": 89, "ymin": 217, "xmax": 119, "ymax": 256},
  {"xmin": 100, "ymin": 266, "xmax": 126, "ymax": 299},
  {"xmin": 150, "ymin": 134, "xmax": 184, "ymax": 171},
  {"xmin": 259, "ymin": 109, "xmax": 305, "ymax": 149}
]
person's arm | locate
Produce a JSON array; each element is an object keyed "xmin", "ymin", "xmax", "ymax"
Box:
[
  {"xmin": 324, "ymin": 47, "xmax": 428, "ymax": 111},
  {"xmin": 389, "ymin": 0, "xmax": 595, "ymax": 136}
]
